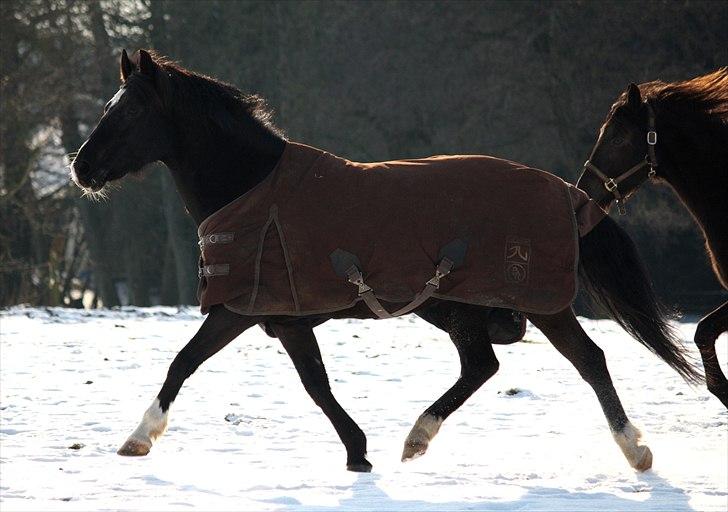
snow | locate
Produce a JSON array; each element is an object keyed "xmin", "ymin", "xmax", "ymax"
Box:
[{"xmin": 1, "ymin": 307, "xmax": 726, "ymax": 511}]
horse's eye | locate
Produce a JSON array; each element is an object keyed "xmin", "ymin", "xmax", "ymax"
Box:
[
  {"xmin": 127, "ymin": 106, "xmax": 141, "ymax": 117},
  {"xmin": 612, "ymin": 136, "xmax": 624, "ymax": 146}
]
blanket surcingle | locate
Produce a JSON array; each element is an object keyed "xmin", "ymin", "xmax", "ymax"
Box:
[{"xmin": 197, "ymin": 142, "xmax": 605, "ymax": 332}]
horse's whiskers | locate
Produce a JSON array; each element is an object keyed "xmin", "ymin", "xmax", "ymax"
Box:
[{"xmin": 81, "ymin": 186, "xmax": 109, "ymax": 202}]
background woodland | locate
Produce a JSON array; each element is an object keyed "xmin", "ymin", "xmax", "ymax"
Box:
[{"xmin": 1, "ymin": 0, "xmax": 726, "ymax": 313}]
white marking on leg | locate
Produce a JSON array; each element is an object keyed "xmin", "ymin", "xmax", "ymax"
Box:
[
  {"xmin": 132, "ymin": 398, "xmax": 169, "ymax": 442},
  {"xmin": 412, "ymin": 414, "xmax": 443, "ymax": 440},
  {"xmin": 612, "ymin": 421, "xmax": 653, "ymax": 471},
  {"xmin": 117, "ymin": 398, "xmax": 169, "ymax": 456},
  {"xmin": 402, "ymin": 413, "xmax": 443, "ymax": 461}
]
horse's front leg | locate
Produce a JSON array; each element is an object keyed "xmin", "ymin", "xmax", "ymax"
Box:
[
  {"xmin": 118, "ymin": 305, "xmax": 258, "ymax": 456},
  {"xmin": 403, "ymin": 304, "xmax": 500, "ymax": 461},
  {"xmin": 271, "ymin": 321, "xmax": 372, "ymax": 472}
]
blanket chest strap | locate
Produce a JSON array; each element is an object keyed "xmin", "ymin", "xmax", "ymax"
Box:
[
  {"xmin": 198, "ymin": 263, "xmax": 230, "ymax": 278},
  {"xmin": 345, "ymin": 265, "xmax": 391, "ymax": 318},
  {"xmin": 198, "ymin": 232, "xmax": 235, "ymax": 250}
]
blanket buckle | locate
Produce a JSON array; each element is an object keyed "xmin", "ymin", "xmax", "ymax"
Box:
[
  {"xmin": 345, "ymin": 265, "xmax": 372, "ymax": 295},
  {"xmin": 426, "ymin": 258, "xmax": 454, "ymax": 289}
]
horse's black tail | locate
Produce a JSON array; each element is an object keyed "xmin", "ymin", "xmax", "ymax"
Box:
[{"xmin": 578, "ymin": 216, "xmax": 703, "ymax": 384}]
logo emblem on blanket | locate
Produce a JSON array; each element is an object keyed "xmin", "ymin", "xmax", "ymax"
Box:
[{"xmin": 504, "ymin": 237, "xmax": 531, "ymax": 284}]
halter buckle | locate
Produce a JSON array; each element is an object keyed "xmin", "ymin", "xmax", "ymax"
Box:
[
  {"xmin": 604, "ymin": 178, "xmax": 618, "ymax": 192},
  {"xmin": 648, "ymin": 166, "xmax": 656, "ymax": 178},
  {"xmin": 647, "ymin": 131, "xmax": 657, "ymax": 145}
]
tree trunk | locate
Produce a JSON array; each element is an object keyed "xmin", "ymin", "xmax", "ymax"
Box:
[
  {"xmin": 71, "ymin": 0, "xmax": 123, "ymax": 306},
  {"xmin": 159, "ymin": 238, "xmax": 178, "ymax": 305},
  {"xmin": 159, "ymin": 172, "xmax": 199, "ymax": 304},
  {"xmin": 150, "ymin": 0, "xmax": 199, "ymax": 305}
]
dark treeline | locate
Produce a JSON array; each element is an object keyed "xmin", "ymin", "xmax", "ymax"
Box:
[{"xmin": 1, "ymin": 0, "xmax": 726, "ymax": 313}]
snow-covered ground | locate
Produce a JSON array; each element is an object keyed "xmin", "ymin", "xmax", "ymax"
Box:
[{"xmin": 1, "ymin": 307, "xmax": 726, "ymax": 511}]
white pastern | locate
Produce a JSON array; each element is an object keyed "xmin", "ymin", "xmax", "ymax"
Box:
[
  {"xmin": 117, "ymin": 398, "xmax": 169, "ymax": 456},
  {"xmin": 402, "ymin": 414, "xmax": 444, "ymax": 461},
  {"xmin": 613, "ymin": 421, "xmax": 653, "ymax": 471}
]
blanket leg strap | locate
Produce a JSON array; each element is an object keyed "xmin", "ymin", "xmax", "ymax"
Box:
[{"xmin": 345, "ymin": 258, "xmax": 454, "ymax": 319}]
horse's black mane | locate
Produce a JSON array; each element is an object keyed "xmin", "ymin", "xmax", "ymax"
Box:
[{"xmin": 144, "ymin": 50, "xmax": 282, "ymax": 137}]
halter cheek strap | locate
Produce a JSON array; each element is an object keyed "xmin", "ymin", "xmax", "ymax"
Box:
[{"xmin": 583, "ymin": 102, "xmax": 658, "ymax": 215}]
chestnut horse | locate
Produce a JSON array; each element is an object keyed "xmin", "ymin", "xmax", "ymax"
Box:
[{"xmin": 577, "ymin": 69, "xmax": 728, "ymax": 409}]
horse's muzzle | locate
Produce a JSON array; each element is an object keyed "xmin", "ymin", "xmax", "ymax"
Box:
[{"xmin": 71, "ymin": 160, "xmax": 105, "ymax": 191}]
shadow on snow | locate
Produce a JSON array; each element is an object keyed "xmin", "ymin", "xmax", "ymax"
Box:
[{"xmin": 262, "ymin": 471, "xmax": 695, "ymax": 512}]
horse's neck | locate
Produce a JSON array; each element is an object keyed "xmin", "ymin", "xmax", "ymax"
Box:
[
  {"xmin": 658, "ymin": 110, "xmax": 728, "ymax": 244},
  {"xmin": 164, "ymin": 121, "xmax": 285, "ymax": 226}
]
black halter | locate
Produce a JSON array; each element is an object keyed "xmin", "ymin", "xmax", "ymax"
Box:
[{"xmin": 582, "ymin": 102, "xmax": 659, "ymax": 215}]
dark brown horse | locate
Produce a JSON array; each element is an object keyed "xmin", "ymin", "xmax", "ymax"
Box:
[
  {"xmin": 577, "ymin": 69, "xmax": 728, "ymax": 409},
  {"xmin": 71, "ymin": 49, "xmax": 700, "ymax": 472}
]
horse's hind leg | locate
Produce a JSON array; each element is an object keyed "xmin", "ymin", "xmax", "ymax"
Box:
[
  {"xmin": 695, "ymin": 301, "xmax": 728, "ymax": 408},
  {"xmin": 118, "ymin": 305, "xmax": 257, "ymax": 456},
  {"xmin": 271, "ymin": 322, "xmax": 372, "ymax": 472},
  {"xmin": 402, "ymin": 304, "xmax": 499, "ymax": 461},
  {"xmin": 527, "ymin": 308, "xmax": 652, "ymax": 471}
]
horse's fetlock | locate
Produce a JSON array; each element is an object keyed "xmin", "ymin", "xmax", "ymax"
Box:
[
  {"xmin": 351, "ymin": 429, "xmax": 367, "ymax": 452},
  {"xmin": 484, "ymin": 358, "xmax": 500, "ymax": 378}
]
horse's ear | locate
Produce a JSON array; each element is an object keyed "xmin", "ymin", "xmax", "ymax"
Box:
[
  {"xmin": 130, "ymin": 49, "xmax": 169, "ymax": 105},
  {"xmin": 138, "ymin": 49, "xmax": 156, "ymax": 77},
  {"xmin": 120, "ymin": 49, "xmax": 133, "ymax": 82},
  {"xmin": 626, "ymin": 83, "xmax": 642, "ymax": 109}
]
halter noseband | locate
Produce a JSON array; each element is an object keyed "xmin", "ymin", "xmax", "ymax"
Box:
[{"xmin": 582, "ymin": 102, "xmax": 658, "ymax": 215}]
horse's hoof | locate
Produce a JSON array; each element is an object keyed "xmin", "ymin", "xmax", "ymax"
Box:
[
  {"xmin": 633, "ymin": 445, "xmax": 653, "ymax": 472},
  {"xmin": 346, "ymin": 459, "xmax": 373, "ymax": 472},
  {"xmin": 401, "ymin": 439, "xmax": 428, "ymax": 461},
  {"xmin": 117, "ymin": 437, "xmax": 151, "ymax": 456},
  {"xmin": 614, "ymin": 422, "xmax": 653, "ymax": 472}
]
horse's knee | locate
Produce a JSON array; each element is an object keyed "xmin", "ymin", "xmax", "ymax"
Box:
[
  {"xmin": 167, "ymin": 348, "xmax": 201, "ymax": 379},
  {"xmin": 576, "ymin": 345, "xmax": 610, "ymax": 385},
  {"xmin": 306, "ymin": 386, "xmax": 332, "ymax": 409},
  {"xmin": 464, "ymin": 356, "xmax": 499, "ymax": 384},
  {"xmin": 297, "ymin": 371, "xmax": 333, "ymax": 407}
]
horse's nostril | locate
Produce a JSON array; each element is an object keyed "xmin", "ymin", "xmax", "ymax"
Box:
[{"xmin": 74, "ymin": 160, "xmax": 91, "ymax": 178}]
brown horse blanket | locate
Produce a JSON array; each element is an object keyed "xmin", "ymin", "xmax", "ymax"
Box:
[{"xmin": 197, "ymin": 142, "xmax": 605, "ymax": 325}]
